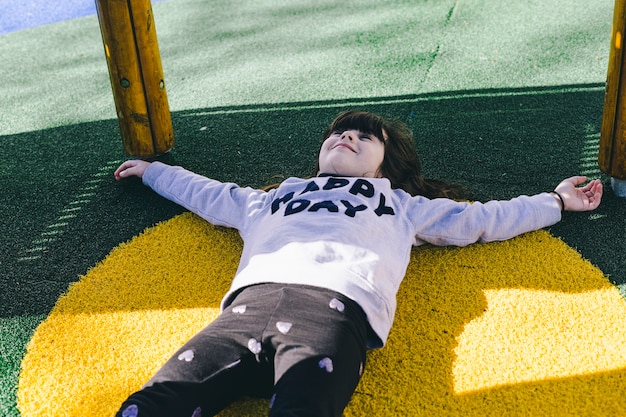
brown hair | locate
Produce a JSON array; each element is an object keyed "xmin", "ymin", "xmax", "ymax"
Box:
[{"xmin": 315, "ymin": 111, "xmax": 464, "ymax": 199}]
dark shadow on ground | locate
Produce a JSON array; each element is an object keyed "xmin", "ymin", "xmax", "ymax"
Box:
[{"xmin": 1, "ymin": 83, "xmax": 623, "ymax": 319}]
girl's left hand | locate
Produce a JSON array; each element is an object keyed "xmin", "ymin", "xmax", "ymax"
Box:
[{"xmin": 553, "ymin": 176, "xmax": 603, "ymax": 212}]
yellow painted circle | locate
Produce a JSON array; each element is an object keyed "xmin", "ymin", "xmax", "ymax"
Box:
[{"xmin": 18, "ymin": 213, "xmax": 626, "ymax": 416}]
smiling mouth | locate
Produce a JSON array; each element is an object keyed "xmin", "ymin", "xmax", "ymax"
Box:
[{"xmin": 333, "ymin": 143, "xmax": 356, "ymax": 152}]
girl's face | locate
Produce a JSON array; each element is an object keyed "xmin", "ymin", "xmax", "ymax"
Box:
[{"xmin": 318, "ymin": 128, "xmax": 386, "ymax": 178}]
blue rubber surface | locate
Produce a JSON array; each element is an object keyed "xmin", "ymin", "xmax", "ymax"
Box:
[
  {"xmin": 0, "ymin": 0, "xmax": 163, "ymax": 35},
  {"xmin": 0, "ymin": 0, "xmax": 97, "ymax": 35}
]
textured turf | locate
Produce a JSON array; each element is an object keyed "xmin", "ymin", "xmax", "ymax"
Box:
[{"xmin": 1, "ymin": 0, "xmax": 624, "ymax": 416}]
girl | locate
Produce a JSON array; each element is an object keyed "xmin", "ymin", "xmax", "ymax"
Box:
[{"xmin": 113, "ymin": 111, "xmax": 602, "ymax": 417}]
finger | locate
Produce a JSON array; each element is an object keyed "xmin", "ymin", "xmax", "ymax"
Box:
[
  {"xmin": 115, "ymin": 161, "xmax": 133, "ymax": 172},
  {"xmin": 584, "ymin": 179, "xmax": 601, "ymax": 196},
  {"xmin": 579, "ymin": 181, "xmax": 595, "ymax": 193},
  {"xmin": 566, "ymin": 175, "xmax": 588, "ymax": 186},
  {"xmin": 113, "ymin": 166, "xmax": 125, "ymax": 179},
  {"xmin": 593, "ymin": 180, "xmax": 604, "ymax": 199},
  {"xmin": 587, "ymin": 181, "xmax": 603, "ymax": 208},
  {"xmin": 588, "ymin": 195, "xmax": 601, "ymax": 210},
  {"xmin": 114, "ymin": 161, "xmax": 136, "ymax": 180},
  {"xmin": 114, "ymin": 165, "xmax": 127, "ymax": 179}
]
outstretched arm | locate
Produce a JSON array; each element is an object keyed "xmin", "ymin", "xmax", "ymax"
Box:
[
  {"xmin": 114, "ymin": 160, "xmax": 151, "ymax": 180},
  {"xmin": 552, "ymin": 176, "xmax": 603, "ymax": 212}
]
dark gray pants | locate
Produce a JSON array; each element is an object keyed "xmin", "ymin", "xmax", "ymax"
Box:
[{"xmin": 116, "ymin": 284, "xmax": 369, "ymax": 417}]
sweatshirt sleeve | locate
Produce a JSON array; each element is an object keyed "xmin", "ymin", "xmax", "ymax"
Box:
[
  {"xmin": 142, "ymin": 161, "xmax": 267, "ymax": 230},
  {"xmin": 408, "ymin": 193, "xmax": 562, "ymax": 247}
]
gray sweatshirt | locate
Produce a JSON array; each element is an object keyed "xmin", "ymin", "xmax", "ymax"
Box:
[{"xmin": 143, "ymin": 161, "xmax": 562, "ymax": 348}]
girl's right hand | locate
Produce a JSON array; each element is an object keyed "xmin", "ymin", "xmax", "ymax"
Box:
[{"xmin": 114, "ymin": 160, "xmax": 151, "ymax": 180}]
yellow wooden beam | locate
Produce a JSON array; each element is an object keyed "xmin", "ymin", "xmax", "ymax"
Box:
[
  {"xmin": 600, "ymin": 0, "xmax": 626, "ymax": 180},
  {"xmin": 96, "ymin": 0, "xmax": 174, "ymax": 157}
]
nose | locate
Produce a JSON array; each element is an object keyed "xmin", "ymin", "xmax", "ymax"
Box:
[{"xmin": 340, "ymin": 130, "xmax": 356, "ymax": 141}]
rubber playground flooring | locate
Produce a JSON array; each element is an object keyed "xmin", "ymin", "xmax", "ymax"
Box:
[{"xmin": 1, "ymin": 0, "xmax": 626, "ymax": 415}]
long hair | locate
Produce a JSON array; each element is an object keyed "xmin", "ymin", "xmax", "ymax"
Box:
[{"xmin": 315, "ymin": 111, "xmax": 464, "ymax": 199}]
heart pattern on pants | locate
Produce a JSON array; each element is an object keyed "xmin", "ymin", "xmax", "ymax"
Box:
[
  {"xmin": 232, "ymin": 305, "xmax": 247, "ymax": 314},
  {"xmin": 177, "ymin": 350, "xmax": 194, "ymax": 362},
  {"xmin": 318, "ymin": 357, "xmax": 334, "ymax": 373},
  {"xmin": 248, "ymin": 338, "xmax": 262, "ymax": 354},
  {"xmin": 276, "ymin": 321, "xmax": 293, "ymax": 334},
  {"xmin": 329, "ymin": 298, "xmax": 345, "ymax": 313}
]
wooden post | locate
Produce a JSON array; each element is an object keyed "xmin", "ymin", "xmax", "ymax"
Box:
[
  {"xmin": 96, "ymin": 0, "xmax": 174, "ymax": 157},
  {"xmin": 600, "ymin": 0, "xmax": 626, "ymax": 183}
]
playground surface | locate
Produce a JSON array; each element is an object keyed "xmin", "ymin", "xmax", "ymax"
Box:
[{"xmin": 1, "ymin": 0, "xmax": 625, "ymax": 415}]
